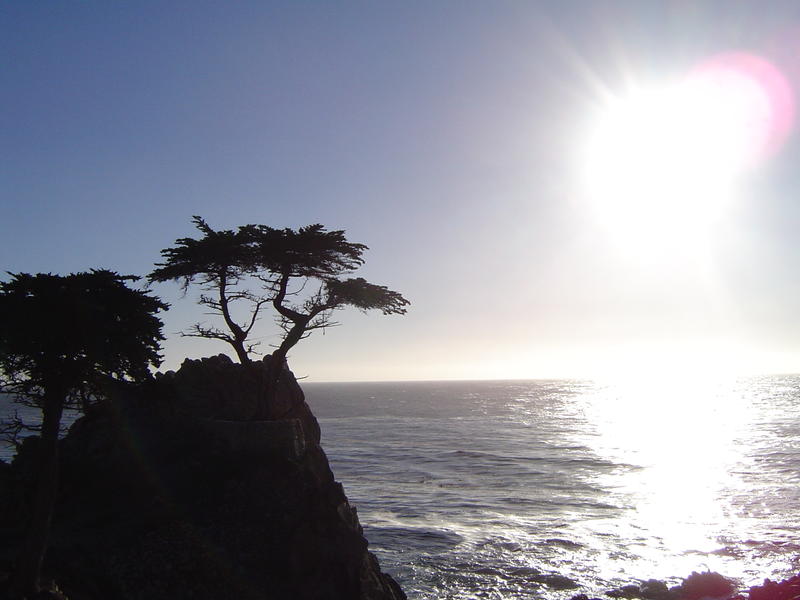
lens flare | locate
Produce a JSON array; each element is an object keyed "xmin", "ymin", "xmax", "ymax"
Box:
[
  {"xmin": 580, "ymin": 52, "xmax": 794, "ymax": 252},
  {"xmin": 689, "ymin": 52, "xmax": 794, "ymax": 162}
]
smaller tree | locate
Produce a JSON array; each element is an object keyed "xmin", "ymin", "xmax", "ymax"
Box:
[
  {"xmin": 0, "ymin": 270, "xmax": 167, "ymax": 598},
  {"xmin": 150, "ymin": 218, "xmax": 409, "ymax": 386}
]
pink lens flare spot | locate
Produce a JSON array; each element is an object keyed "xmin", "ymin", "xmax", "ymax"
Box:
[{"xmin": 687, "ymin": 52, "xmax": 795, "ymax": 163}]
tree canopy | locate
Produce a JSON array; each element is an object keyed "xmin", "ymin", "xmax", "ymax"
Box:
[
  {"xmin": 0, "ymin": 270, "xmax": 167, "ymax": 401},
  {"xmin": 0, "ymin": 270, "xmax": 167, "ymax": 598},
  {"xmin": 149, "ymin": 217, "xmax": 409, "ymax": 369}
]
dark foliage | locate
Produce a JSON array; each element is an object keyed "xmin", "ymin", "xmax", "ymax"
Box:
[
  {"xmin": 0, "ymin": 270, "xmax": 167, "ymax": 401},
  {"xmin": 253, "ymin": 223, "xmax": 367, "ymax": 278},
  {"xmin": 0, "ymin": 270, "xmax": 167, "ymax": 598},
  {"xmin": 325, "ymin": 277, "xmax": 409, "ymax": 315}
]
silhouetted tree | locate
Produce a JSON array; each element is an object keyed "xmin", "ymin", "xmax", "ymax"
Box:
[
  {"xmin": 0, "ymin": 270, "xmax": 167, "ymax": 599},
  {"xmin": 150, "ymin": 218, "xmax": 409, "ymax": 388}
]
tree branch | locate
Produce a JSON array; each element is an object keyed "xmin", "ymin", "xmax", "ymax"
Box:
[
  {"xmin": 243, "ymin": 298, "xmax": 269, "ymax": 336},
  {"xmin": 180, "ymin": 324, "xmax": 234, "ymax": 344},
  {"xmin": 272, "ymin": 272, "xmax": 305, "ymax": 323}
]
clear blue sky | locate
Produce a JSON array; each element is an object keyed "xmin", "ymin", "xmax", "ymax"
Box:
[{"xmin": 4, "ymin": 2, "xmax": 800, "ymax": 380}]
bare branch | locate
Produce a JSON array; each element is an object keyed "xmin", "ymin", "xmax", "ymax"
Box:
[
  {"xmin": 243, "ymin": 298, "xmax": 270, "ymax": 336},
  {"xmin": 198, "ymin": 294, "xmax": 222, "ymax": 309},
  {"xmin": 245, "ymin": 341, "xmax": 263, "ymax": 357},
  {"xmin": 285, "ymin": 277, "xmax": 310, "ymax": 297},
  {"xmin": 0, "ymin": 411, "xmax": 38, "ymax": 450},
  {"xmin": 180, "ymin": 324, "xmax": 233, "ymax": 344},
  {"xmin": 226, "ymin": 290, "xmax": 260, "ymax": 302},
  {"xmin": 306, "ymin": 320, "xmax": 341, "ymax": 331},
  {"xmin": 253, "ymin": 273, "xmax": 281, "ymax": 291}
]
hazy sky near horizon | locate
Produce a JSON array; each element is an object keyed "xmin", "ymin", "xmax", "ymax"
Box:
[{"xmin": 4, "ymin": 2, "xmax": 800, "ymax": 381}]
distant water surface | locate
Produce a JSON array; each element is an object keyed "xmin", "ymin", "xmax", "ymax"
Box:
[{"xmin": 304, "ymin": 376, "xmax": 800, "ymax": 600}]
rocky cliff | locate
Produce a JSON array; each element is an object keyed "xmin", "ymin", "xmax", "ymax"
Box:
[{"xmin": 0, "ymin": 355, "xmax": 406, "ymax": 600}]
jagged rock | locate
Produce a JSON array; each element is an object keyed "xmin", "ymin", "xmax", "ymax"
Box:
[
  {"xmin": 747, "ymin": 574, "xmax": 800, "ymax": 600},
  {"xmin": 0, "ymin": 356, "xmax": 405, "ymax": 600},
  {"xmin": 151, "ymin": 354, "xmax": 314, "ymax": 424},
  {"xmin": 676, "ymin": 571, "xmax": 735, "ymax": 600},
  {"xmin": 606, "ymin": 573, "xmax": 735, "ymax": 600}
]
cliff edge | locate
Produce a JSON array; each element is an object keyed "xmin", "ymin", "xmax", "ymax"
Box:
[{"xmin": 0, "ymin": 355, "xmax": 406, "ymax": 600}]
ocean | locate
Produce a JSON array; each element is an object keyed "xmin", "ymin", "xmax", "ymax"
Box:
[
  {"xmin": 303, "ymin": 376, "xmax": 800, "ymax": 599},
  {"xmin": 3, "ymin": 376, "xmax": 799, "ymax": 599}
]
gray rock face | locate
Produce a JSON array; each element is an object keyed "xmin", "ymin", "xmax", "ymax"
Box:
[{"xmin": 0, "ymin": 355, "xmax": 405, "ymax": 600}]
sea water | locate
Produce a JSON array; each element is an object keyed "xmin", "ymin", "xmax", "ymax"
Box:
[
  {"xmin": 303, "ymin": 376, "xmax": 800, "ymax": 600},
  {"xmin": 3, "ymin": 376, "xmax": 799, "ymax": 599}
]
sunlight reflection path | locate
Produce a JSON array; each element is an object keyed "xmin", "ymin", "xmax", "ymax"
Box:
[{"xmin": 574, "ymin": 375, "xmax": 758, "ymax": 579}]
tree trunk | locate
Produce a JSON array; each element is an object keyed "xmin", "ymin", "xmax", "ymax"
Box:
[
  {"xmin": 231, "ymin": 338, "xmax": 251, "ymax": 365},
  {"xmin": 8, "ymin": 390, "xmax": 64, "ymax": 599},
  {"xmin": 256, "ymin": 321, "xmax": 306, "ymax": 419},
  {"xmin": 217, "ymin": 273, "xmax": 252, "ymax": 366}
]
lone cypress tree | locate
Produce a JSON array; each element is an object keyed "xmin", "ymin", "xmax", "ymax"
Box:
[
  {"xmin": 0, "ymin": 270, "xmax": 167, "ymax": 598},
  {"xmin": 150, "ymin": 217, "xmax": 409, "ymax": 390}
]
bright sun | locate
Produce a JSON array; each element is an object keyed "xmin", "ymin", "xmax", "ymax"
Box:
[{"xmin": 580, "ymin": 53, "xmax": 793, "ymax": 252}]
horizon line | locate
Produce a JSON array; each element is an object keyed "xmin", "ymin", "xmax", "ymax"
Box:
[{"xmin": 300, "ymin": 371, "xmax": 800, "ymax": 385}]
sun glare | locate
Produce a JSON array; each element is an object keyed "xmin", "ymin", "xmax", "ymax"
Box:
[
  {"xmin": 580, "ymin": 53, "xmax": 793, "ymax": 252},
  {"xmin": 581, "ymin": 372, "xmax": 754, "ymax": 577}
]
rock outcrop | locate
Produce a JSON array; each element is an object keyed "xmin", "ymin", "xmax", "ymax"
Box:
[
  {"xmin": 744, "ymin": 573, "xmax": 800, "ymax": 600},
  {"xmin": 582, "ymin": 571, "xmax": 800, "ymax": 600},
  {"xmin": 0, "ymin": 355, "xmax": 406, "ymax": 600}
]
